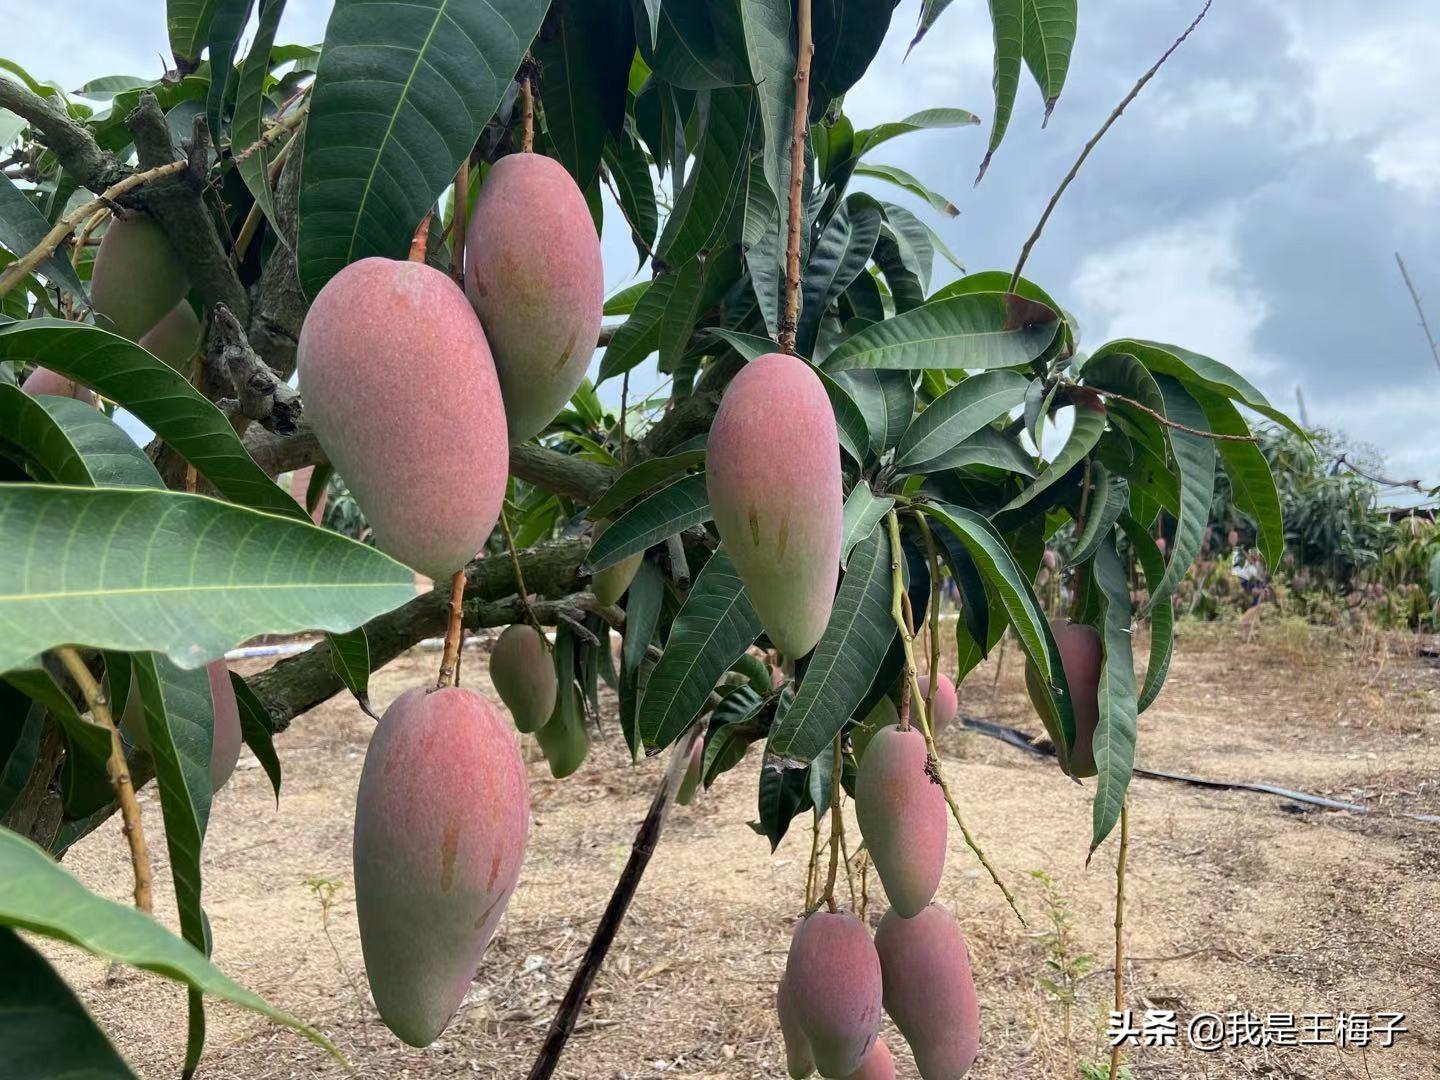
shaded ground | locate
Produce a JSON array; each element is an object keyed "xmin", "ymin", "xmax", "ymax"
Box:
[{"xmin": 48, "ymin": 616, "xmax": 1440, "ymax": 1079}]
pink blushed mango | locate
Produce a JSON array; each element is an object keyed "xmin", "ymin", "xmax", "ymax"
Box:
[
  {"xmin": 917, "ymin": 673, "xmax": 957, "ymax": 735},
  {"xmin": 122, "ymin": 661, "xmax": 243, "ymax": 792},
  {"xmin": 845, "ymin": 1037, "xmax": 896, "ymax": 1080},
  {"xmin": 707, "ymin": 354, "xmax": 842, "ymax": 659},
  {"xmin": 464, "ymin": 153, "xmax": 603, "ymax": 441},
  {"xmin": 875, "ymin": 904, "xmax": 980, "ymax": 1079},
  {"xmin": 855, "ymin": 725, "xmax": 946, "ymax": 918},
  {"xmin": 489, "ymin": 624, "xmax": 557, "ymax": 734},
  {"xmin": 90, "ymin": 212, "xmax": 188, "ymax": 341},
  {"xmin": 22, "ymin": 367, "xmax": 96, "ymax": 405},
  {"xmin": 782, "ymin": 911, "xmax": 883, "ymax": 1077},
  {"xmin": 1024, "ymin": 619, "xmax": 1102, "ymax": 777},
  {"xmin": 287, "ymin": 465, "xmax": 329, "ymax": 524},
  {"xmin": 353, "ymin": 686, "xmax": 529, "ymax": 1046},
  {"xmin": 777, "ymin": 970, "xmax": 816, "ymax": 1077},
  {"xmin": 297, "ymin": 257, "xmax": 508, "ymax": 580}
]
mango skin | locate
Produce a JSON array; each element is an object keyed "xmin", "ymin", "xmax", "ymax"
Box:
[
  {"xmin": 845, "ymin": 1037, "xmax": 895, "ymax": 1080},
  {"xmin": 90, "ymin": 213, "xmax": 189, "ymax": 341},
  {"xmin": 783, "ymin": 911, "xmax": 883, "ymax": 1077},
  {"xmin": 777, "ymin": 966, "xmax": 816, "ymax": 1077},
  {"xmin": 287, "ymin": 465, "xmax": 329, "ymax": 524},
  {"xmin": 353, "ymin": 685, "xmax": 529, "ymax": 1047},
  {"xmin": 917, "ymin": 673, "xmax": 957, "ymax": 735},
  {"xmin": 707, "ymin": 353, "xmax": 842, "ymax": 659},
  {"xmin": 22, "ymin": 367, "xmax": 96, "ymax": 406},
  {"xmin": 1024, "ymin": 620, "xmax": 1102, "ymax": 777},
  {"xmin": 122, "ymin": 661, "xmax": 242, "ymax": 792},
  {"xmin": 591, "ymin": 552, "xmax": 642, "ymax": 606},
  {"xmin": 850, "ymin": 696, "xmax": 898, "ymax": 762},
  {"xmin": 675, "ymin": 736, "xmax": 703, "ymax": 805},
  {"xmin": 139, "ymin": 301, "xmax": 201, "ymax": 369},
  {"xmin": 489, "ymin": 624, "xmax": 557, "ymax": 733},
  {"xmin": 535, "ymin": 699, "xmax": 589, "ymax": 779},
  {"xmin": 855, "ymin": 725, "xmax": 946, "ymax": 918},
  {"xmin": 875, "ymin": 904, "xmax": 980, "ymax": 1080},
  {"xmin": 297, "ymin": 257, "xmax": 508, "ymax": 580},
  {"xmin": 464, "ymin": 153, "xmax": 603, "ymax": 441}
]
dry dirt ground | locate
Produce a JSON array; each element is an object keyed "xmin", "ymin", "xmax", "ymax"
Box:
[{"xmin": 44, "ymin": 617, "xmax": 1440, "ymax": 1080}]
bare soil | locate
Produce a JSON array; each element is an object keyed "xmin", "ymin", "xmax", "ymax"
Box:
[{"xmin": 46, "ymin": 618, "xmax": 1440, "ymax": 1079}]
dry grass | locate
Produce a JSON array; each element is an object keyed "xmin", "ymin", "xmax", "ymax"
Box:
[{"xmin": 41, "ymin": 620, "xmax": 1440, "ymax": 1079}]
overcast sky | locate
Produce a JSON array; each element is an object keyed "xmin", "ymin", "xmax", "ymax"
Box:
[{"xmin": 9, "ymin": 0, "xmax": 1439, "ymax": 492}]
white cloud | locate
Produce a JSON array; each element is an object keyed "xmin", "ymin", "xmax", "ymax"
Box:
[{"xmin": 1067, "ymin": 207, "xmax": 1282, "ymax": 383}]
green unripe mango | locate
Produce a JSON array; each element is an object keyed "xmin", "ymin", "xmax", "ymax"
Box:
[
  {"xmin": 139, "ymin": 301, "xmax": 201, "ymax": 368},
  {"xmin": 591, "ymin": 552, "xmax": 642, "ymax": 606},
  {"xmin": 535, "ymin": 692, "xmax": 589, "ymax": 779},
  {"xmin": 489, "ymin": 624, "xmax": 557, "ymax": 733},
  {"xmin": 90, "ymin": 213, "xmax": 189, "ymax": 341}
]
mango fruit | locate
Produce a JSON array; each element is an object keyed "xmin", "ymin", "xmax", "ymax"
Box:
[
  {"xmin": 122, "ymin": 661, "xmax": 242, "ymax": 793},
  {"xmin": 1024, "ymin": 619, "xmax": 1101, "ymax": 777},
  {"xmin": 139, "ymin": 301, "xmax": 201, "ymax": 369},
  {"xmin": 845, "ymin": 1037, "xmax": 895, "ymax": 1080},
  {"xmin": 777, "ymin": 965, "xmax": 816, "ymax": 1077},
  {"xmin": 287, "ymin": 465, "xmax": 329, "ymax": 524},
  {"xmin": 464, "ymin": 153, "xmax": 603, "ymax": 441},
  {"xmin": 675, "ymin": 736, "xmax": 703, "ymax": 805},
  {"xmin": 855, "ymin": 724, "xmax": 946, "ymax": 918},
  {"xmin": 781, "ymin": 910, "xmax": 883, "ymax": 1077},
  {"xmin": 707, "ymin": 353, "xmax": 842, "ymax": 659},
  {"xmin": 22, "ymin": 367, "xmax": 96, "ymax": 405},
  {"xmin": 352, "ymin": 685, "xmax": 528, "ymax": 1046},
  {"xmin": 917, "ymin": 673, "xmax": 957, "ymax": 735},
  {"xmin": 90, "ymin": 212, "xmax": 188, "ymax": 341},
  {"xmin": 489, "ymin": 624, "xmax": 557, "ymax": 734},
  {"xmin": 848, "ymin": 695, "xmax": 897, "ymax": 762},
  {"xmin": 875, "ymin": 904, "xmax": 980, "ymax": 1079},
  {"xmin": 535, "ymin": 694, "xmax": 589, "ymax": 779},
  {"xmin": 297, "ymin": 257, "xmax": 508, "ymax": 580}
]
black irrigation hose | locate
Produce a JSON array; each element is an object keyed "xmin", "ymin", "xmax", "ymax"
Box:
[{"xmin": 960, "ymin": 716, "xmax": 1440, "ymax": 826}]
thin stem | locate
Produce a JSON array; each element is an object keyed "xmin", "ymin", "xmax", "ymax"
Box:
[
  {"xmin": 618, "ymin": 368, "xmax": 631, "ymax": 468},
  {"xmin": 450, "ymin": 156, "xmax": 469, "ymax": 285},
  {"xmin": 0, "ymin": 160, "xmax": 188, "ymax": 298},
  {"xmin": 822, "ymin": 735, "xmax": 843, "ymax": 912},
  {"xmin": 916, "ymin": 512, "xmax": 942, "ymax": 723},
  {"xmin": 1109, "ymin": 801, "xmax": 1131, "ymax": 1080},
  {"xmin": 1087, "ymin": 385, "xmax": 1257, "ymax": 443},
  {"xmin": 435, "ymin": 571, "xmax": 466, "ymax": 689},
  {"xmin": 231, "ymin": 97, "xmax": 309, "ymax": 167},
  {"xmin": 499, "ymin": 507, "xmax": 544, "ymax": 644},
  {"xmin": 777, "ymin": 0, "xmax": 814, "ymax": 354},
  {"xmin": 1010, "ymin": 0, "xmax": 1212, "ymax": 290},
  {"xmin": 887, "ymin": 513, "xmax": 923, "ymax": 731},
  {"xmin": 232, "ymin": 134, "xmax": 298, "ymax": 265},
  {"xmin": 886, "ymin": 512, "xmax": 1027, "ymax": 927},
  {"xmin": 805, "ymin": 808, "xmax": 822, "ymax": 910},
  {"xmin": 70, "ymin": 207, "xmax": 110, "ymax": 271},
  {"xmin": 836, "ymin": 777, "xmax": 858, "ymax": 911},
  {"xmin": 408, "ymin": 212, "xmax": 431, "ymax": 263},
  {"xmin": 1395, "ymin": 251, "xmax": 1440, "ymax": 379},
  {"xmin": 56, "ymin": 648, "xmax": 152, "ymax": 913},
  {"xmin": 519, "ymin": 60, "xmax": 536, "ymax": 154}
]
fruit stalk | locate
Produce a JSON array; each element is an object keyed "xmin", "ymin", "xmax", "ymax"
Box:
[
  {"xmin": 778, "ymin": 0, "xmax": 814, "ymax": 355},
  {"xmin": 1109, "ymin": 801, "xmax": 1131, "ymax": 1080},
  {"xmin": 821, "ymin": 735, "xmax": 843, "ymax": 911},
  {"xmin": 56, "ymin": 647, "xmax": 152, "ymax": 913}
]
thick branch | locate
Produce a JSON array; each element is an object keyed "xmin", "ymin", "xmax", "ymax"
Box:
[
  {"xmin": 247, "ymin": 131, "xmax": 308, "ymax": 380},
  {"xmin": 209, "ymin": 304, "xmax": 302, "ymax": 435},
  {"xmin": 0, "ymin": 79, "xmax": 126, "ymax": 191},
  {"xmin": 126, "ymin": 94, "xmax": 249, "ymax": 323}
]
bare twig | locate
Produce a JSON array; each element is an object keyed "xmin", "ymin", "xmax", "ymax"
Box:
[
  {"xmin": 1395, "ymin": 252, "xmax": 1440, "ymax": 379},
  {"xmin": 822, "ymin": 737, "xmax": 843, "ymax": 912},
  {"xmin": 1086, "ymin": 385, "xmax": 1258, "ymax": 443},
  {"xmin": 435, "ymin": 571, "xmax": 467, "ymax": 689},
  {"xmin": 1010, "ymin": 1, "xmax": 1213, "ymax": 290},
  {"xmin": 0, "ymin": 160, "xmax": 186, "ymax": 298},
  {"xmin": 500, "ymin": 507, "xmax": 544, "ymax": 639},
  {"xmin": 55, "ymin": 648, "xmax": 152, "ymax": 912},
  {"xmin": 777, "ymin": 0, "xmax": 815, "ymax": 354},
  {"xmin": 1334, "ymin": 453, "xmax": 1432, "ymax": 496},
  {"xmin": 1109, "ymin": 801, "xmax": 1131, "ymax": 1080},
  {"xmin": 519, "ymin": 56, "xmax": 537, "ymax": 155}
]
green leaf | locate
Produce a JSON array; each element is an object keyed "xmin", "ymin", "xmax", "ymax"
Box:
[
  {"xmin": 852, "ymin": 107, "xmax": 980, "ymax": 158},
  {"xmin": 822, "ymin": 291, "xmax": 1060, "ymax": 372},
  {"xmin": 1195, "ymin": 389, "xmax": 1283, "ymax": 570},
  {"xmin": 1021, "ymin": 0, "xmax": 1078, "ymax": 122},
  {"xmin": 703, "ymin": 685, "xmax": 770, "ymax": 784},
  {"xmin": 736, "ymin": 0, "xmax": 797, "ymax": 207},
  {"xmin": 999, "ymin": 400, "xmax": 1105, "ymax": 513},
  {"xmin": 585, "ymin": 473, "xmax": 710, "ymax": 573},
  {"xmin": 656, "ymin": 87, "xmax": 756, "ymax": 266},
  {"xmin": 811, "ymin": 0, "xmax": 898, "ymax": 113},
  {"xmin": 658, "ymin": 257, "xmax": 706, "ymax": 373},
  {"xmin": 0, "ymin": 388, "xmax": 163, "ymax": 489},
  {"xmin": 853, "ymin": 162, "xmax": 958, "ymax": 217},
  {"xmin": 1150, "ymin": 376, "xmax": 1216, "ymax": 606},
  {"xmin": 637, "ymin": 551, "xmax": 762, "ymax": 751},
  {"xmin": 169, "ymin": 0, "xmax": 220, "ymax": 67},
  {"xmin": 894, "ymin": 369, "xmax": 1029, "ymax": 468},
  {"xmin": 327, "ymin": 626, "xmax": 372, "ymax": 713},
  {"xmin": 296, "ymin": 0, "xmax": 548, "ymax": 296},
  {"xmin": 0, "ymin": 826, "xmax": 339, "ymax": 1058},
  {"xmin": 599, "ymin": 271, "xmax": 673, "ymax": 382},
  {"xmin": 754, "ymin": 751, "xmax": 810, "ymax": 851},
  {"xmin": 229, "ymin": 671, "xmax": 282, "ymax": 799},
  {"xmin": 2, "ymin": 662, "xmax": 112, "ymax": 817},
  {"xmin": 1096, "ymin": 339, "xmax": 1304, "ymax": 437},
  {"xmin": 840, "ymin": 480, "xmax": 894, "ymax": 569},
  {"xmin": 603, "ymin": 134, "xmax": 658, "ymax": 268},
  {"xmin": 835, "ymin": 368, "xmax": 913, "ymax": 454},
  {"xmin": 646, "ymin": 5, "xmax": 746, "ymax": 89},
  {"xmin": 0, "ymin": 321, "xmax": 305, "ymax": 519},
  {"xmin": 0, "ymin": 174, "xmax": 87, "ymax": 300},
  {"xmin": 231, "ymin": 0, "xmax": 290, "ymax": 247},
  {"xmin": 797, "ymin": 202, "xmax": 882, "ymax": 358},
  {"xmin": 919, "ymin": 501, "xmax": 1074, "ymax": 760},
  {"xmin": 0, "ymin": 927, "xmax": 137, "ymax": 1078},
  {"xmin": 0, "ymin": 485, "xmax": 415, "ymax": 675},
  {"xmin": 0, "ymin": 696, "xmax": 43, "ymax": 818},
  {"xmin": 1088, "ymin": 538, "xmax": 1137, "ymax": 853},
  {"xmin": 205, "ymin": 0, "xmax": 258, "ymax": 143},
  {"xmin": 619, "ymin": 558, "xmax": 665, "ymax": 760},
  {"xmin": 590, "ymin": 450, "xmax": 706, "ymax": 520},
  {"xmin": 602, "ymin": 280, "xmax": 649, "ymax": 317},
  {"xmin": 901, "ymin": 424, "xmax": 1035, "ymax": 477},
  {"xmin": 1068, "ymin": 465, "xmax": 1128, "ymax": 566},
  {"xmin": 1118, "ymin": 515, "xmax": 1173, "ymax": 713},
  {"xmin": 977, "ymin": 0, "xmax": 1024, "ymax": 182},
  {"xmin": 534, "ymin": 0, "xmax": 633, "ymax": 186},
  {"xmin": 767, "ymin": 528, "xmax": 895, "ymax": 764}
]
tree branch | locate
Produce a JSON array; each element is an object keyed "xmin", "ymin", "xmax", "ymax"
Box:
[
  {"xmin": 0, "ymin": 79, "xmax": 127, "ymax": 191},
  {"xmin": 208, "ymin": 304, "xmax": 303, "ymax": 435}
]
